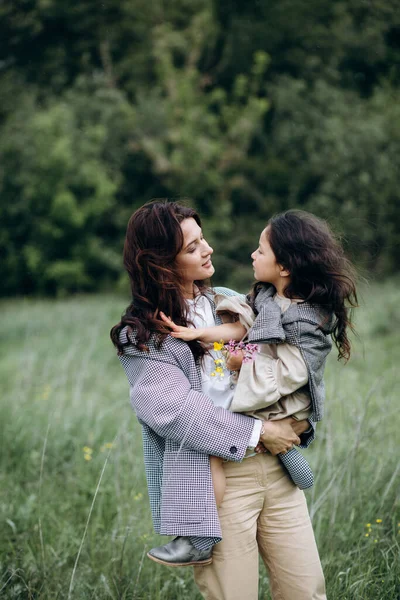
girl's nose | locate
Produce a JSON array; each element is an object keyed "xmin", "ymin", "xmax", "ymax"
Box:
[{"xmin": 251, "ymin": 250, "xmax": 256, "ymax": 259}]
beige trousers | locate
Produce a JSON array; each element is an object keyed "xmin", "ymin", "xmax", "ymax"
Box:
[{"xmin": 194, "ymin": 453, "xmax": 326, "ymax": 600}]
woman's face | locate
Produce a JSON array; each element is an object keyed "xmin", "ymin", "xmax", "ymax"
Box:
[{"xmin": 176, "ymin": 218, "xmax": 214, "ymax": 291}]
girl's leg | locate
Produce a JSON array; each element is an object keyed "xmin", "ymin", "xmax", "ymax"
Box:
[
  {"xmin": 209, "ymin": 456, "xmax": 226, "ymax": 506},
  {"xmin": 256, "ymin": 453, "xmax": 326, "ymax": 600},
  {"xmin": 194, "ymin": 458, "xmax": 263, "ymax": 600}
]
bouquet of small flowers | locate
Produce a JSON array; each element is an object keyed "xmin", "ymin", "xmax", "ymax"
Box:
[{"xmin": 211, "ymin": 340, "xmax": 259, "ymax": 379}]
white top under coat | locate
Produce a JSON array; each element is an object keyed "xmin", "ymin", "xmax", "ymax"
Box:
[{"xmin": 187, "ymin": 294, "xmax": 262, "ymax": 448}]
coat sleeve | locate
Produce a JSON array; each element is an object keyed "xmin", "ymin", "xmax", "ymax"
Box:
[
  {"xmin": 231, "ymin": 343, "xmax": 309, "ymax": 412},
  {"xmin": 299, "ymin": 419, "xmax": 316, "ymax": 448},
  {"xmin": 296, "ymin": 318, "xmax": 333, "ymax": 422},
  {"xmin": 269, "ymin": 343, "xmax": 309, "ymax": 396},
  {"xmin": 129, "ymin": 358, "xmax": 255, "ymax": 461}
]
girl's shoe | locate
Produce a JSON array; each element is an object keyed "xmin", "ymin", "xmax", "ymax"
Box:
[{"xmin": 147, "ymin": 536, "xmax": 213, "ymax": 567}]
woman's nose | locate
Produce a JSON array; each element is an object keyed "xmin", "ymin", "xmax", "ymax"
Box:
[
  {"xmin": 251, "ymin": 250, "xmax": 256, "ymax": 259},
  {"xmin": 202, "ymin": 240, "xmax": 213, "ymax": 255}
]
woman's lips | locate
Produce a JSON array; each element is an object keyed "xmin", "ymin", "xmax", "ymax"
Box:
[{"xmin": 202, "ymin": 259, "xmax": 212, "ymax": 268}]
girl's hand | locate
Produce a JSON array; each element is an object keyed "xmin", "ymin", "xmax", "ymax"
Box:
[
  {"xmin": 259, "ymin": 420, "xmax": 301, "ymax": 456},
  {"xmin": 225, "ymin": 350, "xmax": 244, "ymax": 371},
  {"xmin": 159, "ymin": 312, "xmax": 200, "ymax": 341}
]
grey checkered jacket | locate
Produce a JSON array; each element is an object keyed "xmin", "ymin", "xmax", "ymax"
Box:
[
  {"xmin": 247, "ymin": 283, "xmax": 334, "ymax": 422},
  {"xmin": 118, "ymin": 287, "xmax": 317, "ymax": 539}
]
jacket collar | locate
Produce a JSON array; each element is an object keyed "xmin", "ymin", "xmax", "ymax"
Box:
[
  {"xmin": 204, "ymin": 291, "xmax": 223, "ymax": 325},
  {"xmin": 253, "ymin": 283, "xmax": 334, "ymax": 332}
]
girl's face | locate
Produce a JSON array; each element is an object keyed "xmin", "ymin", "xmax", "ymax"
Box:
[
  {"xmin": 251, "ymin": 227, "xmax": 289, "ymax": 291},
  {"xmin": 175, "ymin": 218, "xmax": 214, "ymax": 294}
]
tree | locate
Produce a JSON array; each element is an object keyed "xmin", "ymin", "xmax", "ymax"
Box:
[{"xmin": 0, "ymin": 75, "xmax": 135, "ymax": 294}]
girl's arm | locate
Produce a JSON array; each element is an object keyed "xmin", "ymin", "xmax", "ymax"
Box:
[
  {"xmin": 160, "ymin": 311, "xmax": 246, "ymax": 343},
  {"xmin": 231, "ymin": 342, "xmax": 309, "ymax": 413}
]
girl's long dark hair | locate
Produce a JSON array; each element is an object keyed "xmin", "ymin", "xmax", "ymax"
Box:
[
  {"xmin": 110, "ymin": 199, "xmax": 209, "ymax": 359},
  {"xmin": 250, "ymin": 210, "xmax": 358, "ymax": 362}
]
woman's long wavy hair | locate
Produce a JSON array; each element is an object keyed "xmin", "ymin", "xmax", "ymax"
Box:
[
  {"xmin": 249, "ymin": 210, "xmax": 358, "ymax": 362},
  {"xmin": 110, "ymin": 199, "xmax": 210, "ymax": 359}
]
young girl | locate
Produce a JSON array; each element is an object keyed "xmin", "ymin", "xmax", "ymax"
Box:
[{"xmin": 150, "ymin": 209, "xmax": 357, "ymax": 564}]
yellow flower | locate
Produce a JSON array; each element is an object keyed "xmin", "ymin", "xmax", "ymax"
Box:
[
  {"xmin": 365, "ymin": 533, "xmax": 369, "ymax": 537},
  {"xmin": 100, "ymin": 442, "xmax": 115, "ymax": 452},
  {"xmin": 365, "ymin": 523, "xmax": 371, "ymax": 528},
  {"xmin": 213, "ymin": 341, "xmax": 224, "ymax": 351},
  {"xmin": 84, "ymin": 454, "xmax": 92, "ymax": 461},
  {"xmin": 134, "ymin": 493, "xmax": 143, "ymax": 501},
  {"xmin": 83, "ymin": 446, "xmax": 93, "ymax": 454},
  {"xmin": 376, "ymin": 519, "xmax": 382, "ymax": 524}
]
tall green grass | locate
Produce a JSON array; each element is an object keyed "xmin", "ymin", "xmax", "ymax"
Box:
[{"xmin": 0, "ymin": 282, "xmax": 399, "ymax": 599}]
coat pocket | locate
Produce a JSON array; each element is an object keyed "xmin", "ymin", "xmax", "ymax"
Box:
[{"xmin": 161, "ymin": 449, "xmax": 210, "ymax": 524}]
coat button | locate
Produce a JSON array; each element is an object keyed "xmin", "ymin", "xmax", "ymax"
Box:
[{"xmin": 230, "ymin": 446, "xmax": 237, "ymax": 454}]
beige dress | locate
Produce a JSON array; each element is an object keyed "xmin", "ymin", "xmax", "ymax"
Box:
[{"xmin": 214, "ymin": 294, "xmax": 312, "ymax": 423}]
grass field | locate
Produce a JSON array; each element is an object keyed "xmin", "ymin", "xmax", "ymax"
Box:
[{"xmin": 1, "ymin": 281, "xmax": 399, "ymax": 599}]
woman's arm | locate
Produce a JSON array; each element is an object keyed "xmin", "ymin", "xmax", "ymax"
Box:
[
  {"xmin": 128, "ymin": 357, "xmax": 255, "ymax": 461},
  {"xmin": 160, "ymin": 311, "xmax": 246, "ymax": 343},
  {"xmin": 124, "ymin": 354, "xmax": 303, "ymax": 459}
]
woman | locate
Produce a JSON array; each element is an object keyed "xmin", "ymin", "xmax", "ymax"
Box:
[{"xmin": 111, "ymin": 200, "xmax": 325, "ymax": 599}]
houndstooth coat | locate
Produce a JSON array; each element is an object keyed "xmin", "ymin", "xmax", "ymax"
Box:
[
  {"xmin": 118, "ymin": 288, "xmax": 257, "ymax": 538},
  {"xmin": 118, "ymin": 287, "xmax": 317, "ymax": 538}
]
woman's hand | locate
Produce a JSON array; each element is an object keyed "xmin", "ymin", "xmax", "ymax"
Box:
[
  {"xmin": 254, "ymin": 441, "xmax": 268, "ymax": 454},
  {"xmin": 159, "ymin": 312, "xmax": 201, "ymax": 341},
  {"xmin": 259, "ymin": 420, "xmax": 301, "ymax": 456},
  {"xmin": 289, "ymin": 417, "xmax": 310, "ymax": 437}
]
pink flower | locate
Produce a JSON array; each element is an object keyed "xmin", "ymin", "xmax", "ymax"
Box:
[{"xmin": 223, "ymin": 341, "xmax": 259, "ymax": 362}]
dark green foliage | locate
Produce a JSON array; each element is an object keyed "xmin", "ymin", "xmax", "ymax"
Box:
[
  {"xmin": 1, "ymin": 0, "xmax": 400, "ymax": 294},
  {"xmin": 0, "ymin": 75, "xmax": 136, "ymax": 294}
]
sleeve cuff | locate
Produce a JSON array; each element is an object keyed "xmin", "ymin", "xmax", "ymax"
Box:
[
  {"xmin": 298, "ymin": 419, "xmax": 316, "ymax": 448},
  {"xmin": 248, "ymin": 419, "xmax": 262, "ymax": 448}
]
